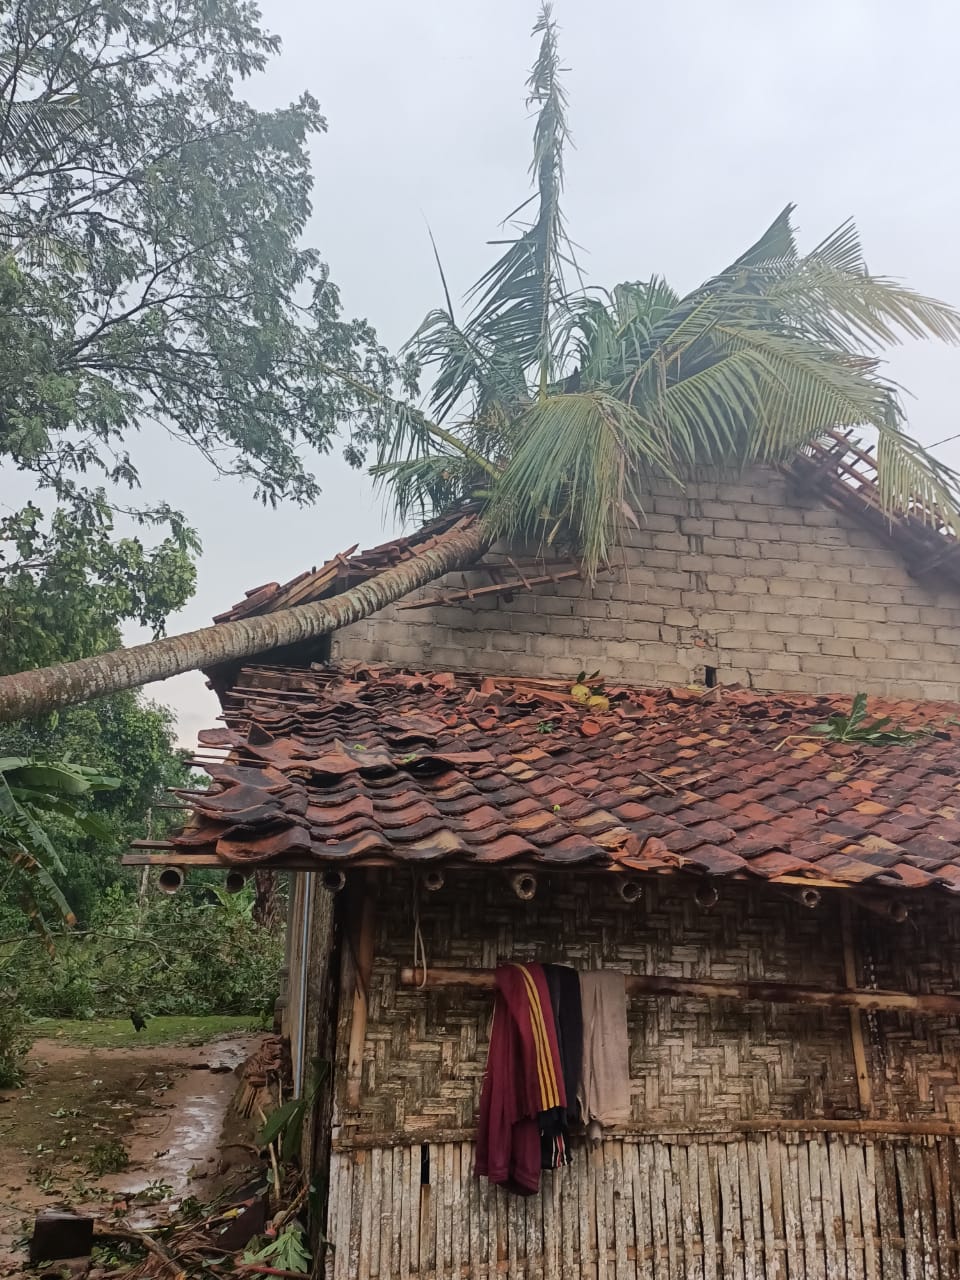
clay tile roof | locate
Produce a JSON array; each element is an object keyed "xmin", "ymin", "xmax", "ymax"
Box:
[{"xmin": 157, "ymin": 665, "xmax": 960, "ymax": 898}]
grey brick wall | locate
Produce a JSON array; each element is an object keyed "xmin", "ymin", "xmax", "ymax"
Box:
[{"xmin": 333, "ymin": 468, "xmax": 960, "ymax": 700}]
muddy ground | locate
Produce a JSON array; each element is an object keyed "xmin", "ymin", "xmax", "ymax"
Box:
[{"xmin": 0, "ymin": 1029, "xmax": 260, "ymax": 1275}]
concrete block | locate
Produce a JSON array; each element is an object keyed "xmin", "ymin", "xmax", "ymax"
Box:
[
  {"xmin": 680, "ymin": 518, "xmax": 715, "ymax": 536},
  {"xmin": 800, "ymin": 617, "xmax": 834, "ymax": 637},
  {"xmin": 785, "ymin": 635, "xmax": 821, "ymax": 654},
  {"xmin": 678, "ymin": 554, "xmax": 714, "ymax": 573},
  {"xmin": 820, "ymin": 639, "xmax": 855, "ymax": 658},
  {"xmin": 713, "ymin": 520, "xmax": 747, "ymax": 538},
  {"xmin": 530, "ymin": 633, "xmax": 569, "ymax": 659},
  {"xmin": 746, "ymin": 523, "xmax": 778, "ymax": 541},
  {"xmin": 701, "ymin": 502, "xmax": 737, "ymax": 520},
  {"xmin": 835, "ymin": 621, "xmax": 872, "ymax": 641},
  {"xmin": 713, "ymin": 593, "xmax": 751, "ymax": 612},
  {"xmin": 819, "ymin": 601, "xmax": 855, "ymax": 620},
  {"xmin": 849, "ymin": 603, "xmax": 887, "ymax": 623},
  {"xmin": 853, "ymin": 640, "xmax": 885, "ymax": 659},
  {"xmin": 765, "ymin": 652, "xmax": 802, "ymax": 672},
  {"xmin": 717, "ymin": 631, "xmax": 755, "ymax": 650},
  {"xmin": 702, "ymin": 537, "xmax": 737, "ymax": 556},
  {"xmin": 802, "ymin": 508, "xmax": 842, "ymax": 527},
  {"xmin": 645, "ymin": 587, "xmax": 685, "ymax": 607},
  {"xmin": 664, "ymin": 608, "xmax": 698, "ymax": 627},
  {"xmin": 766, "ymin": 615, "xmax": 802, "ymax": 634},
  {"xmin": 737, "ymin": 577, "xmax": 770, "ymax": 595},
  {"xmin": 921, "ymin": 681, "xmax": 960, "ymax": 700}
]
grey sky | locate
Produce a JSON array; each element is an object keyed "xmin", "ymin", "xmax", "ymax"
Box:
[{"xmin": 125, "ymin": 0, "xmax": 960, "ymax": 745}]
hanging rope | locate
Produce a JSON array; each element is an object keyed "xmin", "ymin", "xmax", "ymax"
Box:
[{"xmin": 412, "ymin": 873, "xmax": 428, "ymax": 989}]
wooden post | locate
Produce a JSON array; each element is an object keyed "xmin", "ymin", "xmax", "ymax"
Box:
[
  {"xmin": 343, "ymin": 874, "xmax": 377, "ymax": 1111},
  {"xmin": 841, "ymin": 899, "xmax": 874, "ymax": 1115}
]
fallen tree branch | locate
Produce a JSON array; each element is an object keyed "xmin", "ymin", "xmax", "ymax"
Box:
[{"xmin": 93, "ymin": 1221, "xmax": 181, "ymax": 1277}]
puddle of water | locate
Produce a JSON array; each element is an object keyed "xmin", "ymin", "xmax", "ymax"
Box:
[{"xmin": 103, "ymin": 1036, "xmax": 256, "ymax": 1214}]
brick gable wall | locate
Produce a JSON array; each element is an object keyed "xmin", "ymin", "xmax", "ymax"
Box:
[{"xmin": 333, "ymin": 467, "xmax": 960, "ymax": 700}]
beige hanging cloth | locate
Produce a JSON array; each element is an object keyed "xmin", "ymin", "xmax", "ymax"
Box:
[{"xmin": 577, "ymin": 970, "xmax": 631, "ymax": 1145}]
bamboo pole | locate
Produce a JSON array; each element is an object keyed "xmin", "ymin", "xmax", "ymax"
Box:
[
  {"xmin": 842, "ymin": 900, "xmax": 874, "ymax": 1114},
  {"xmin": 344, "ymin": 876, "xmax": 377, "ymax": 1110},
  {"xmin": 120, "ymin": 851, "xmax": 861, "ymax": 895},
  {"xmin": 397, "ymin": 966, "xmax": 960, "ymax": 1016}
]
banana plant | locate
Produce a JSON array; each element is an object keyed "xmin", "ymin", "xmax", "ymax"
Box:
[{"xmin": 0, "ymin": 756, "xmax": 118, "ymax": 947}]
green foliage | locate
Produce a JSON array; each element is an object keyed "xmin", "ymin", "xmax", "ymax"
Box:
[
  {"xmin": 0, "ymin": 0, "xmax": 411, "ymax": 751},
  {"xmin": 0, "ymin": 500, "xmax": 197, "ymax": 673},
  {"xmin": 244, "ymin": 1224, "xmax": 311, "ymax": 1274},
  {"xmin": 0, "ymin": 692, "xmax": 190, "ymax": 931},
  {"xmin": 0, "ymin": 752, "xmax": 118, "ymax": 943},
  {"xmin": 87, "ymin": 1140, "xmax": 129, "ymax": 1176},
  {"xmin": 0, "ymin": 987, "xmax": 29, "ymax": 1087},
  {"xmin": 257, "ymin": 1062, "xmax": 329, "ymax": 1162},
  {"xmin": 810, "ymin": 693, "xmax": 924, "ymax": 746},
  {"xmin": 375, "ymin": 5, "xmax": 960, "ymax": 580},
  {"xmin": 0, "ymin": 0, "xmax": 404, "ymax": 524},
  {"xmin": 15, "ymin": 881, "xmax": 283, "ymax": 1022}
]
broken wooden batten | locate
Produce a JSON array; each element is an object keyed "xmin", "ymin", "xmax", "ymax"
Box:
[{"xmin": 396, "ymin": 966, "xmax": 960, "ymax": 1017}]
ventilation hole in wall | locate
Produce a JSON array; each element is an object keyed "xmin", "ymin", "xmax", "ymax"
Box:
[
  {"xmin": 420, "ymin": 1144, "xmax": 430, "ymax": 1185},
  {"xmin": 704, "ymin": 665, "xmax": 718, "ymax": 689}
]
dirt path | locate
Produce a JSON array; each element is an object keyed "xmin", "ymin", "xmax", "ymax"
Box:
[{"xmin": 0, "ymin": 1032, "xmax": 258, "ymax": 1274}]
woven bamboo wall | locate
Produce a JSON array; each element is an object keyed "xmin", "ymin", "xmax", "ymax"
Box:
[
  {"xmin": 323, "ymin": 874, "xmax": 960, "ymax": 1279},
  {"xmin": 326, "ymin": 1133, "xmax": 960, "ymax": 1280},
  {"xmin": 332, "ymin": 874, "xmax": 960, "ymax": 1140}
]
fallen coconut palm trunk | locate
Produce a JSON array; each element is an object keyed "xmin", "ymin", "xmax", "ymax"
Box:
[{"xmin": 0, "ymin": 522, "xmax": 490, "ymax": 722}]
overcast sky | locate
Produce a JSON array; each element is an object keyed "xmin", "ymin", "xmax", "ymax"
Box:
[{"xmin": 124, "ymin": 0, "xmax": 960, "ymax": 745}]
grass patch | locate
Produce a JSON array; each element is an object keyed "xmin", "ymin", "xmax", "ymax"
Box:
[{"xmin": 29, "ymin": 1014, "xmax": 263, "ymax": 1048}]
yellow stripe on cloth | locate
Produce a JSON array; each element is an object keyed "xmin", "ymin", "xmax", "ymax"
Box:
[{"xmin": 516, "ymin": 964, "xmax": 560, "ymax": 1110}]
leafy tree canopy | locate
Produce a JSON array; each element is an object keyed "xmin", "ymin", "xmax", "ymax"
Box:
[
  {"xmin": 0, "ymin": 496, "xmax": 196, "ymax": 673},
  {"xmin": 0, "ymin": 0, "xmax": 404, "ymax": 509}
]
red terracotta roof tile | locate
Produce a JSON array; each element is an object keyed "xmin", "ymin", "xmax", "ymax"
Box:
[{"xmin": 169, "ymin": 665, "xmax": 960, "ymax": 898}]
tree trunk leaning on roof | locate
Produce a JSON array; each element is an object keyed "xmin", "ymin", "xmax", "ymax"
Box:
[{"xmin": 0, "ymin": 522, "xmax": 490, "ymax": 724}]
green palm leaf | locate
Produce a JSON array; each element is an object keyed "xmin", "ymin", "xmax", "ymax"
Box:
[
  {"xmin": 0, "ymin": 755, "xmax": 118, "ymax": 936},
  {"xmin": 467, "ymin": 4, "xmax": 571, "ymax": 397},
  {"xmin": 374, "ymin": 17, "xmax": 960, "ymax": 579},
  {"xmin": 487, "ymin": 390, "xmax": 677, "ymax": 570}
]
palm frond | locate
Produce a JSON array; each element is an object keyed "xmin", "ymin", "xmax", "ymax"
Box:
[
  {"xmin": 372, "ymin": 454, "xmax": 479, "ymax": 526},
  {"xmin": 467, "ymin": 3, "xmax": 571, "ymax": 396},
  {"xmin": 724, "ymin": 204, "xmax": 798, "ymax": 272},
  {"xmin": 0, "ymin": 96, "xmax": 87, "ymax": 170},
  {"xmin": 373, "ymin": 394, "xmax": 499, "ymax": 482},
  {"xmin": 485, "ymin": 390, "xmax": 678, "ymax": 573},
  {"xmin": 767, "ymin": 262, "xmax": 960, "ymax": 350},
  {"xmin": 874, "ymin": 422, "xmax": 960, "ymax": 535},
  {"xmin": 406, "ymin": 309, "xmax": 522, "ymax": 424}
]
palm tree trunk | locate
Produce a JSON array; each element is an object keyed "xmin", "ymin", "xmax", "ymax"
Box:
[{"xmin": 0, "ymin": 522, "xmax": 490, "ymax": 723}]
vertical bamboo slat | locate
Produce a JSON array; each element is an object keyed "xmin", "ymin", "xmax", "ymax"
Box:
[
  {"xmin": 841, "ymin": 1139, "xmax": 865, "ymax": 1280},
  {"xmin": 742, "ymin": 1146, "xmax": 762, "ymax": 1280},
  {"xmin": 860, "ymin": 1143, "xmax": 880, "ymax": 1280},
  {"xmin": 323, "ymin": 1135, "xmax": 960, "ymax": 1280},
  {"xmin": 699, "ymin": 1144, "xmax": 718, "ymax": 1280},
  {"xmin": 911, "ymin": 1144, "xmax": 939, "ymax": 1280}
]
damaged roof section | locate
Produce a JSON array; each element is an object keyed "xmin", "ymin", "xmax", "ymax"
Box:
[
  {"xmin": 214, "ymin": 433, "xmax": 960, "ymax": 633},
  {"xmin": 142, "ymin": 666, "xmax": 960, "ymax": 897}
]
